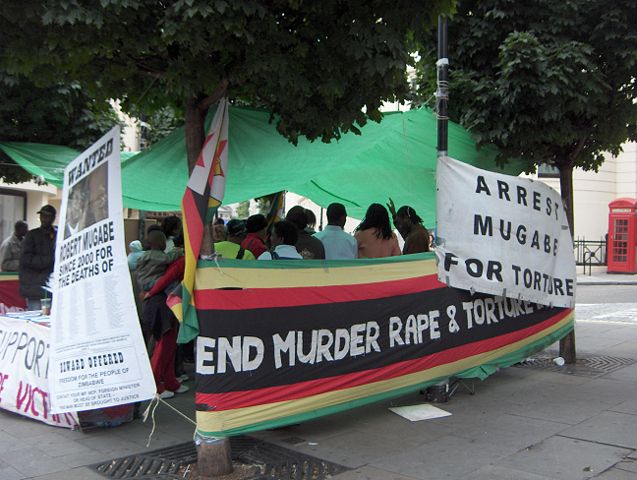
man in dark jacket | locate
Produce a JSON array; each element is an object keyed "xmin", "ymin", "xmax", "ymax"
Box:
[{"xmin": 19, "ymin": 205, "xmax": 57, "ymax": 310}]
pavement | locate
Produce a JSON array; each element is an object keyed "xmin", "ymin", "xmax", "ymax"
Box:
[
  {"xmin": 576, "ymin": 266, "xmax": 637, "ymax": 285},
  {"xmin": 0, "ymin": 271, "xmax": 635, "ymax": 480}
]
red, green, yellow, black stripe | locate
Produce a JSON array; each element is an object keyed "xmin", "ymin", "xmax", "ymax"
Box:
[
  {"xmin": 192, "ymin": 253, "xmax": 574, "ymax": 437},
  {"xmin": 0, "ymin": 273, "xmax": 26, "ymax": 313},
  {"xmin": 169, "ymin": 99, "xmax": 229, "ymax": 343}
]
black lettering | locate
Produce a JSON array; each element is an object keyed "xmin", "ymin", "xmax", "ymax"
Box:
[
  {"xmin": 499, "ymin": 220, "xmax": 511, "ymax": 240},
  {"xmin": 476, "ymin": 176, "xmax": 491, "ymax": 195},
  {"xmin": 486, "ymin": 261, "xmax": 503, "ymax": 282},
  {"xmin": 531, "ymin": 231, "xmax": 540, "ymax": 250},
  {"xmin": 465, "ymin": 259, "xmax": 483, "ymax": 277},
  {"xmin": 444, "ymin": 252, "xmax": 459, "ymax": 271},
  {"xmin": 533, "ymin": 191, "xmax": 541, "ymax": 211},
  {"xmin": 516, "ymin": 185, "xmax": 528, "ymax": 206},
  {"xmin": 516, "ymin": 225, "xmax": 527, "ymax": 244},
  {"xmin": 512, "ymin": 264, "xmax": 521, "ymax": 284},
  {"xmin": 497, "ymin": 180, "xmax": 510, "ymax": 201},
  {"xmin": 474, "ymin": 214, "xmax": 493, "ymax": 236}
]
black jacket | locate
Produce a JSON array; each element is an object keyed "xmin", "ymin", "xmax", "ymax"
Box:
[{"xmin": 19, "ymin": 226, "xmax": 57, "ymax": 299}]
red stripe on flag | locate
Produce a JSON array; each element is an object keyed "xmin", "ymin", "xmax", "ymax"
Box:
[
  {"xmin": 194, "ymin": 275, "xmax": 446, "ymax": 310},
  {"xmin": 195, "ymin": 309, "xmax": 572, "ymax": 410},
  {"xmin": 195, "ymin": 132, "xmax": 216, "ymax": 168},
  {"xmin": 182, "ymin": 190, "xmax": 204, "ymax": 252}
]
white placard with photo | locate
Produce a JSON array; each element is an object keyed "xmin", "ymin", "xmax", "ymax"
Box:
[{"xmin": 49, "ymin": 127, "xmax": 155, "ymax": 413}]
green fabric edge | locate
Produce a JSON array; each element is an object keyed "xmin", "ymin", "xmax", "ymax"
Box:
[{"xmin": 196, "ymin": 317, "xmax": 574, "ymax": 438}]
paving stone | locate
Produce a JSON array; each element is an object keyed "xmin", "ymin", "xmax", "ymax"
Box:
[
  {"xmin": 591, "ymin": 467, "xmax": 637, "ymax": 480},
  {"xmin": 28, "ymin": 431, "xmax": 93, "ymax": 458},
  {"xmin": 447, "ymin": 413, "xmax": 567, "ymax": 451},
  {"xmin": 331, "ymin": 465, "xmax": 421, "ymax": 480},
  {"xmin": 0, "ymin": 430, "xmax": 25, "ymax": 455},
  {"xmin": 28, "ymin": 466, "xmax": 106, "ymax": 480},
  {"xmin": 291, "ymin": 426, "xmax": 425, "ymax": 469},
  {"xmin": 602, "ymin": 362, "xmax": 637, "ymax": 382},
  {"xmin": 0, "ymin": 447, "xmax": 70, "ymax": 478},
  {"xmin": 609, "ymin": 399, "xmax": 637, "ymax": 416},
  {"xmin": 561, "ymin": 411, "xmax": 637, "ymax": 449},
  {"xmin": 614, "ymin": 457, "xmax": 637, "ymax": 473},
  {"xmin": 500, "ymin": 377, "xmax": 636, "ymax": 425},
  {"xmin": 55, "ymin": 449, "xmax": 112, "ymax": 469},
  {"xmin": 0, "ymin": 465, "xmax": 22, "ymax": 480},
  {"xmin": 465, "ymin": 464, "xmax": 554, "ymax": 480},
  {"xmin": 0, "ymin": 411, "xmax": 54, "ymax": 438},
  {"xmin": 369, "ymin": 434, "xmax": 512, "ymax": 480},
  {"xmin": 495, "ymin": 436, "xmax": 631, "ymax": 480}
]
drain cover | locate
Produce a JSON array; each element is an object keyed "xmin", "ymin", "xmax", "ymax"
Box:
[
  {"xmin": 92, "ymin": 436, "xmax": 349, "ymax": 479},
  {"xmin": 515, "ymin": 351, "xmax": 635, "ymax": 377}
]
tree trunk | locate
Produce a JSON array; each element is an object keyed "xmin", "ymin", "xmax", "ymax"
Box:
[
  {"xmin": 183, "ymin": 88, "xmax": 233, "ymax": 477},
  {"xmin": 184, "ymin": 96, "xmax": 207, "ymax": 174},
  {"xmin": 558, "ymin": 163, "xmax": 577, "ymax": 364},
  {"xmin": 197, "ymin": 438, "xmax": 233, "ymax": 479}
]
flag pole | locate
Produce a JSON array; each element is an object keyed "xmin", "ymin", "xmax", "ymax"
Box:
[
  {"xmin": 426, "ymin": 14, "xmax": 455, "ymax": 404},
  {"xmin": 436, "ymin": 15, "xmax": 449, "ymax": 158}
]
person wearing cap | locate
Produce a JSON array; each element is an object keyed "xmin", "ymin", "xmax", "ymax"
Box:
[
  {"xmin": 0, "ymin": 220, "xmax": 28, "ymax": 272},
  {"xmin": 241, "ymin": 214, "xmax": 269, "ymax": 258},
  {"xmin": 19, "ymin": 205, "xmax": 57, "ymax": 310},
  {"xmin": 214, "ymin": 219, "xmax": 256, "ymax": 260},
  {"xmin": 387, "ymin": 198, "xmax": 431, "ymax": 254}
]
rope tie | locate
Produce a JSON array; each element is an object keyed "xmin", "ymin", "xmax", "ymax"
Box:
[{"xmin": 142, "ymin": 393, "xmax": 198, "ymax": 447}]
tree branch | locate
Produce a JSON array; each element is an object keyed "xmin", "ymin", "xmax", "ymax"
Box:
[
  {"xmin": 197, "ymin": 79, "xmax": 229, "ymax": 113},
  {"xmin": 567, "ymin": 137, "xmax": 587, "ymax": 168}
]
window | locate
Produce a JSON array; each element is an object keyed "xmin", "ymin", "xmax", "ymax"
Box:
[
  {"xmin": 537, "ymin": 164, "xmax": 560, "ymax": 178},
  {"xmin": 0, "ymin": 188, "xmax": 26, "ymax": 242}
]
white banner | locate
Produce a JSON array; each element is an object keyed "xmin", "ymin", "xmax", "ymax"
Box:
[
  {"xmin": 49, "ymin": 127, "xmax": 155, "ymax": 413},
  {"xmin": 436, "ymin": 156, "xmax": 576, "ymax": 308},
  {"xmin": 0, "ymin": 315, "xmax": 79, "ymax": 428}
]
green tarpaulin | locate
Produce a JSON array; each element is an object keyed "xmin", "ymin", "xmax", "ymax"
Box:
[
  {"xmin": 0, "ymin": 142, "xmax": 138, "ymax": 188},
  {"xmin": 1, "ymin": 106, "xmax": 524, "ymax": 224}
]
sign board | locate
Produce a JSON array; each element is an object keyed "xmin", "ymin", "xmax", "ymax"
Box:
[
  {"xmin": 49, "ymin": 127, "xmax": 155, "ymax": 413},
  {"xmin": 189, "ymin": 256, "xmax": 573, "ymax": 437},
  {"xmin": 436, "ymin": 156, "xmax": 576, "ymax": 308},
  {"xmin": 0, "ymin": 315, "xmax": 78, "ymax": 428}
]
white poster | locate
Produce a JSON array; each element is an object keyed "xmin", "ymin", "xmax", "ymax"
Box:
[
  {"xmin": 0, "ymin": 314, "xmax": 79, "ymax": 428},
  {"xmin": 436, "ymin": 156, "xmax": 576, "ymax": 309},
  {"xmin": 49, "ymin": 127, "xmax": 155, "ymax": 413}
]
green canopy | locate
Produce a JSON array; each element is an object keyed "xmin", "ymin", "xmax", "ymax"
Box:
[
  {"xmin": 0, "ymin": 142, "xmax": 138, "ymax": 188},
  {"xmin": 1, "ymin": 106, "xmax": 524, "ymax": 224}
]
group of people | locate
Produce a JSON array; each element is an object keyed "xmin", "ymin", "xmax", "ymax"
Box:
[
  {"xmin": 1, "ymin": 199, "xmax": 432, "ymax": 399},
  {"xmin": 125, "ymin": 200, "xmax": 431, "ymax": 399},
  {"xmin": 211, "ymin": 200, "xmax": 431, "ymax": 261}
]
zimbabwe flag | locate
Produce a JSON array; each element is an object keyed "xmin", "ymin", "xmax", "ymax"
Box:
[
  {"xmin": 191, "ymin": 253, "xmax": 574, "ymax": 437},
  {"xmin": 170, "ymin": 98, "xmax": 229, "ymax": 343}
]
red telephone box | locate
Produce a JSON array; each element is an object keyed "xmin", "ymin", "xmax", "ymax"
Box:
[{"xmin": 607, "ymin": 198, "xmax": 637, "ymax": 273}]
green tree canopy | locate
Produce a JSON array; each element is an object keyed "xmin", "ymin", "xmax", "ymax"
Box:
[
  {"xmin": 414, "ymin": 0, "xmax": 637, "ymax": 363},
  {"xmin": 0, "ymin": 0, "xmax": 451, "ymax": 169},
  {"xmin": 0, "ymin": 76, "xmax": 119, "ymax": 183},
  {"xmin": 415, "ymin": 0, "xmax": 637, "ymax": 209}
]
